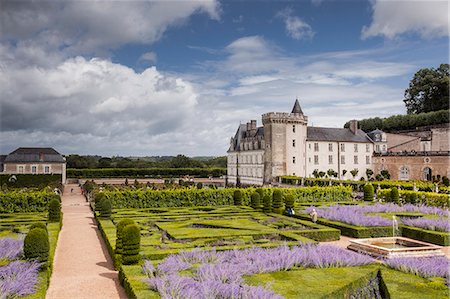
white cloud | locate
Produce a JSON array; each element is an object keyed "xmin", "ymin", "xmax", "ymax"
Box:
[
  {"xmin": 139, "ymin": 52, "xmax": 157, "ymax": 64},
  {"xmin": 362, "ymin": 0, "xmax": 449, "ymax": 39},
  {"xmin": 277, "ymin": 8, "xmax": 314, "ymax": 40}
]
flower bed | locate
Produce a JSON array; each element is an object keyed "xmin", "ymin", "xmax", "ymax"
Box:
[{"xmin": 386, "ymin": 256, "xmax": 449, "ymax": 281}]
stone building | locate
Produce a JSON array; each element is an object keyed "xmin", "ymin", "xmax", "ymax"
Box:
[
  {"xmin": 227, "ymin": 100, "xmax": 379, "ymax": 185},
  {"xmin": 2, "ymin": 147, "xmax": 67, "ymax": 183}
]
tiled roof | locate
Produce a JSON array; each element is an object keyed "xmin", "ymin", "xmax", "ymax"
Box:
[
  {"xmin": 307, "ymin": 127, "xmax": 371, "ymax": 143},
  {"xmin": 4, "ymin": 147, "xmax": 65, "ymax": 163}
]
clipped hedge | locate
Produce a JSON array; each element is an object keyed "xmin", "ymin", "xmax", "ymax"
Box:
[
  {"xmin": 100, "ymin": 198, "xmax": 112, "ymax": 218},
  {"xmin": 67, "ymin": 168, "xmax": 226, "ymax": 178},
  {"xmin": 48, "ymin": 198, "xmax": 61, "ymax": 222},
  {"xmin": 122, "ymin": 224, "xmax": 141, "ymax": 265},
  {"xmin": 0, "ymin": 174, "xmax": 62, "ymax": 189},
  {"xmin": 116, "ymin": 219, "xmax": 136, "ymax": 256},
  {"xmin": 250, "ymin": 192, "xmax": 260, "ymax": 209},
  {"xmin": 263, "ymin": 195, "xmax": 272, "ymax": 213},
  {"xmin": 363, "ymin": 184, "xmax": 374, "ymax": 201},
  {"xmin": 377, "ymin": 189, "xmax": 449, "ymax": 208},
  {"xmin": 0, "ymin": 190, "xmax": 60, "ymax": 213},
  {"xmin": 24, "ymin": 228, "xmax": 50, "ymax": 263},
  {"xmin": 100, "ymin": 186, "xmax": 352, "ymax": 209},
  {"xmin": 400, "ymin": 226, "xmax": 449, "ymax": 246}
]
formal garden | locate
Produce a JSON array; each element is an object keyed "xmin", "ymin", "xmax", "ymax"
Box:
[
  {"xmin": 0, "ymin": 188, "xmax": 62, "ymax": 298},
  {"xmin": 88, "ymin": 182, "xmax": 449, "ymax": 299}
]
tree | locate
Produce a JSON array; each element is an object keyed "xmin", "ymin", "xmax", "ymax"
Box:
[
  {"xmin": 404, "ymin": 64, "xmax": 449, "ymax": 114},
  {"xmin": 350, "ymin": 169, "xmax": 359, "ymax": 179}
]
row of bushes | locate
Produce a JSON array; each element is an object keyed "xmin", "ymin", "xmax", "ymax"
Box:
[
  {"xmin": 97, "ymin": 186, "xmax": 352, "ymax": 209},
  {"xmin": 0, "ymin": 190, "xmax": 61, "ymax": 213},
  {"xmin": 376, "ymin": 189, "xmax": 449, "ymax": 208},
  {"xmin": 0, "ymin": 174, "xmax": 62, "ymax": 189},
  {"xmin": 67, "ymin": 168, "xmax": 226, "ymax": 178},
  {"xmin": 343, "ymin": 109, "xmax": 449, "ymax": 132},
  {"xmin": 280, "ymin": 176, "xmax": 448, "ymax": 192}
]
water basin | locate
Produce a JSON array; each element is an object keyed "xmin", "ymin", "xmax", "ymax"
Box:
[{"xmin": 348, "ymin": 237, "xmax": 444, "ymax": 258}]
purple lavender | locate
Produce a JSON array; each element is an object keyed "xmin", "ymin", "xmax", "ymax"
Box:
[
  {"xmin": 143, "ymin": 244, "xmax": 374, "ymax": 298},
  {"xmin": 0, "ymin": 238, "xmax": 23, "ymax": 260},
  {"xmin": 0, "ymin": 260, "xmax": 40, "ymax": 298},
  {"xmin": 386, "ymin": 256, "xmax": 450, "ymax": 279},
  {"xmin": 400, "ymin": 217, "xmax": 450, "ymax": 232}
]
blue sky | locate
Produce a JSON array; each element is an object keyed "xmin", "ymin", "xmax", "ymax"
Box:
[{"xmin": 0, "ymin": 0, "xmax": 448, "ymax": 156}]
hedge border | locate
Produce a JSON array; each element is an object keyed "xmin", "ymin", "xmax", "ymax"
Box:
[{"xmin": 400, "ymin": 225, "xmax": 449, "ymax": 246}]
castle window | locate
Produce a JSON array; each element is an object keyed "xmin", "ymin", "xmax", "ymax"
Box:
[
  {"xmin": 399, "ymin": 166, "xmax": 410, "ymax": 180},
  {"xmin": 366, "ymin": 156, "xmax": 370, "ymax": 164},
  {"xmin": 376, "ymin": 145, "xmax": 380, "ymax": 152},
  {"xmin": 340, "ymin": 143, "xmax": 345, "ymax": 152},
  {"xmin": 292, "ymin": 156, "xmax": 296, "ymax": 164},
  {"xmin": 44, "ymin": 166, "xmax": 50, "ymax": 174},
  {"xmin": 328, "ymin": 143, "xmax": 333, "ymax": 152},
  {"xmin": 314, "ymin": 143, "xmax": 319, "ymax": 152},
  {"xmin": 293, "ymin": 125, "xmax": 296, "ymax": 133},
  {"xmin": 314, "ymin": 155, "xmax": 319, "ymax": 165},
  {"xmin": 341, "ymin": 155, "xmax": 345, "ymax": 164},
  {"xmin": 17, "ymin": 165, "xmax": 24, "ymax": 173},
  {"xmin": 292, "ymin": 139, "xmax": 296, "ymax": 147},
  {"xmin": 31, "ymin": 165, "xmax": 37, "ymax": 174},
  {"xmin": 366, "ymin": 144, "xmax": 370, "ymax": 152},
  {"xmin": 354, "ymin": 156, "xmax": 358, "ymax": 164},
  {"xmin": 308, "ymin": 144, "xmax": 311, "ymax": 150},
  {"xmin": 354, "ymin": 144, "xmax": 358, "ymax": 152},
  {"xmin": 308, "ymin": 157, "xmax": 311, "ymax": 163},
  {"xmin": 328, "ymin": 155, "xmax": 333, "ymax": 164}
]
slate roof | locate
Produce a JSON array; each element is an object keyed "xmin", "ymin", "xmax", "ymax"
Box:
[
  {"xmin": 4, "ymin": 147, "xmax": 65, "ymax": 163},
  {"xmin": 291, "ymin": 99, "xmax": 303, "ymax": 114},
  {"xmin": 307, "ymin": 127, "xmax": 372, "ymax": 143}
]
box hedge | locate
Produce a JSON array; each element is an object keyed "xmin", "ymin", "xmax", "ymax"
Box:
[
  {"xmin": 122, "ymin": 224, "xmax": 141, "ymax": 265},
  {"xmin": 0, "ymin": 190, "xmax": 61, "ymax": 213},
  {"xmin": 67, "ymin": 167, "xmax": 226, "ymax": 178},
  {"xmin": 24, "ymin": 227, "xmax": 50, "ymax": 263},
  {"xmin": 377, "ymin": 189, "xmax": 449, "ymax": 208}
]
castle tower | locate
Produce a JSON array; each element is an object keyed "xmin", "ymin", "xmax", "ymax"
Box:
[{"xmin": 262, "ymin": 99, "xmax": 308, "ymax": 183}]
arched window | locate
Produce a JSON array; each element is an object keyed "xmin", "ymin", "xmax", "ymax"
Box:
[{"xmin": 399, "ymin": 166, "xmax": 409, "ymax": 180}]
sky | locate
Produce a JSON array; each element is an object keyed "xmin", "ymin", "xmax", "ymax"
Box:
[{"xmin": 0, "ymin": 0, "xmax": 448, "ymax": 157}]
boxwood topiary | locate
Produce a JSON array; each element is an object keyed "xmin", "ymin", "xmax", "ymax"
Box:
[
  {"xmin": 95, "ymin": 192, "xmax": 106, "ymax": 211},
  {"xmin": 256, "ymin": 188, "xmax": 264, "ymax": 199},
  {"xmin": 116, "ymin": 218, "xmax": 135, "ymax": 255},
  {"xmin": 48, "ymin": 198, "xmax": 61, "ymax": 222},
  {"xmin": 272, "ymin": 190, "xmax": 283, "ymax": 214},
  {"xmin": 233, "ymin": 190, "xmax": 243, "ymax": 206},
  {"xmin": 100, "ymin": 198, "xmax": 112, "ymax": 218},
  {"xmin": 250, "ymin": 192, "xmax": 261, "ymax": 209},
  {"xmin": 122, "ymin": 224, "xmax": 141, "ymax": 265},
  {"xmin": 29, "ymin": 222, "xmax": 48, "ymax": 234},
  {"xmin": 363, "ymin": 184, "xmax": 374, "ymax": 201},
  {"xmin": 24, "ymin": 228, "xmax": 49, "ymax": 263},
  {"xmin": 390, "ymin": 187, "xmax": 399, "ymax": 204},
  {"xmin": 263, "ymin": 195, "xmax": 272, "ymax": 213},
  {"xmin": 284, "ymin": 194, "xmax": 295, "ymax": 209}
]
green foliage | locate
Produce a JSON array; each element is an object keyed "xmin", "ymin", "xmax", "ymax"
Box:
[
  {"xmin": 95, "ymin": 192, "xmax": 106, "ymax": 211},
  {"xmin": 272, "ymin": 190, "xmax": 283, "ymax": 214},
  {"xmin": 48, "ymin": 198, "xmax": 61, "ymax": 222},
  {"xmin": 401, "ymin": 226, "xmax": 449, "ymax": 246},
  {"xmin": 284, "ymin": 194, "xmax": 295, "ymax": 209},
  {"xmin": 196, "ymin": 182, "xmax": 203, "ymax": 189},
  {"xmin": 116, "ymin": 219, "xmax": 136, "ymax": 255},
  {"xmin": 390, "ymin": 187, "xmax": 400, "ymax": 204},
  {"xmin": 0, "ymin": 174, "xmax": 62, "ymax": 189},
  {"xmin": 404, "ymin": 64, "xmax": 449, "ymax": 114},
  {"xmin": 363, "ymin": 184, "xmax": 374, "ymax": 201},
  {"xmin": 24, "ymin": 228, "xmax": 50, "ymax": 263},
  {"xmin": 366, "ymin": 169, "xmax": 374, "ymax": 180},
  {"xmin": 263, "ymin": 195, "xmax": 272, "ymax": 213},
  {"xmin": 122, "ymin": 224, "xmax": 141, "ymax": 265},
  {"xmin": 30, "ymin": 222, "xmax": 48, "ymax": 233},
  {"xmin": 67, "ymin": 167, "xmax": 226, "ymax": 178},
  {"xmin": 256, "ymin": 188, "xmax": 264, "ymax": 199},
  {"xmin": 0, "ymin": 190, "xmax": 60, "ymax": 213},
  {"xmin": 83, "ymin": 180, "xmax": 95, "ymax": 193},
  {"xmin": 442, "ymin": 176, "xmax": 449, "ymax": 186},
  {"xmin": 350, "ymin": 169, "xmax": 359, "ymax": 178},
  {"xmin": 377, "ymin": 189, "xmax": 449, "ymax": 208},
  {"xmin": 380, "ymin": 170, "xmax": 391, "ymax": 180},
  {"xmin": 250, "ymin": 192, "xmax": 261, "ymax": 209},
  {"xmin": 100, "ymin": 198, "xmax": 112, "ymax": 218},
  {"xmin": 233, "ymin": 190, "xmax": 243, "ymax": 206}
]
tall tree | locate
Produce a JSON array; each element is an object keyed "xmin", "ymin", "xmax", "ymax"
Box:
[{"xmin": 404, "ymin": 64, "xmax": 449, "ymax": 114}]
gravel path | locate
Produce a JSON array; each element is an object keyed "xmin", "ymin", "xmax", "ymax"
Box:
[{"xmin": 46, "ymin": 184, "xmax": 127, "ymax": 299}]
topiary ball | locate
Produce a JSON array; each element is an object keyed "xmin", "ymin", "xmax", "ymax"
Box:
[
  {"xmin": 390, "ymin": 187, "xmax": 400, "ymax": 204},
  {"xmin": 250, "ymin": 192, "xmax": 261, "ymax": 209},
  {"xmin": 263, "ymin": 195, "xmax": 272, "ymax": 213},
  {"xmin": 100, "ymin": 198, "xmax": 112, "ymax": 218},
  {"xmin": 272, "ymin": 190, "xmax": 284, "ymax": 214},
  {"xmin": 116, "ymin": 218, "xmax": 135, "ymax": 255},
  {"xmin": 363, "ymin": 184, "xmax": 374, "ymax": 201},
  {"xmin": 94, "ymin": 192, "xmax": 106, "ymax": 211},
  {"xmin": 29, "ymin": 222, "xmax": 48, "ymax": 234},
  {"xmin": 122, "ymin": 224, "xmax": 141, "ymax": 265},
  {"xmin": 24, "ymin": 228, "xmax": 49, "ymax": 263},
  {"xmin": 284, "ymin": 194, "xmax": 295, "ymax": 209},
  {"xmin": 48, "ymin": 198, "xmax": 61, "ymax": 222},
  {"xmin": 233, "ymin": 190, "xmax": 243, "ymax": 206}
]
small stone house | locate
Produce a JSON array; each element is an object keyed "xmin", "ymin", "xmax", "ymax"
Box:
[{"xmin": 2, "ymin": 147, "xmax": 66, "ymax": 183}]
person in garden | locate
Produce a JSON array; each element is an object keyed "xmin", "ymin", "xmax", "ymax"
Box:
[{"xmin": 310, "ymin": 208, "xmax": 318, "ymax": 223}]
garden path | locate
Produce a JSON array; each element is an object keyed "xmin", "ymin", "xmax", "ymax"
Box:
[{"xmin": 46, "ymin": 184, "xmax": 127, "ymax": 299}]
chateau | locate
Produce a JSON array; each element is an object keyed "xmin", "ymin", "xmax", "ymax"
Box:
[{"xmin": 227, "ymin": 100, "xmax": 450, "ymax": 185}]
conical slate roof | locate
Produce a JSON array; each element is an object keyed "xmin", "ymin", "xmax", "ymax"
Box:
[{"xmin": 291, "ymin": 99, "xmax": 303, "ymax": 114}]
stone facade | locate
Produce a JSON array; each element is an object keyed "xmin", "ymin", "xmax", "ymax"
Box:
[{"xmin": 2, "ymin": 147, "xmax": 66, "ymax": 183}]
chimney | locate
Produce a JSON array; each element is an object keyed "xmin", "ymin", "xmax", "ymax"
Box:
[
  {"xmin": 349, "ymin": 120, "xmax": 358, "ymax": 135},
  {"xmin": 246, "ymin": 122, "xmax": 251, "ymax": 132},
  {"xmin": 250, "ymin": 120, "xmax": 257, "ymax": 135},
  {"xmin": 39, "ymin": 153, "xmax": 44, "ymax": 161}
]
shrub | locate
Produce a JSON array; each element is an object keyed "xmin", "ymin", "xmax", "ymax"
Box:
[
  {"xmin": 405, "ymin": 192, "xmax": 418, "ymax": 204},
  {"xmin": 256, "ymin": 188, "xmax": 264, "ymax": 198},
  {"xmin": 0, "ymin": 190, "xmax": 60, "ymax": 213},
  {"xmin": 250, "ymin": 192, "xmax": 260, "ymax": 209},
  {"xmin": 284, "ymin": 194, "xmax": 295, "ymax": 209},
  {"xmin": 272, "ymin": 190, "xmax": 283, "ymax": 214},
  {"xmin": 196, "ymin": 182, "xmax": 203, "ymax": 189},
  {"xmin": 67, "ymin": 168, "xmax": 226, "ymax": 178},
  {"xmin": 24, "ymin": 228, "xmax": 49, "ymax": 263},
  {"xmin": 29, "ymin": 222, "xmax": 48, "ymax": 233},
  {"xmin": 95, "ymin": 192, "xmax": 106, "ymax": 211},
  {"xmin": 363, "ymin": 184, "xmax": 374, "ymax": 201},
  {"xmin": 263, "ymin": 195, "xmax": 272, "ymax": 213},
  {"xmin": 122, "ymin": 224, "xmax": 141, "ymax": 265},
  {"xmin": 48, "ymin": 198, "xmax": 61, "ymax": 222},
  {"xmin": 233, "ymin": 190, "xmax": 243, "ymax": 206},
  {"xmin": 390, "ymin": 187, "xmax": 399, "ymax": 204},
  {"xmin": 442, "ymin": 176, "xmax": 449, "ymax": 187},
  {"xmin": 116, "ymin": 219, "xmax": 136, "ymax": 255},
  {"xmin": 100, "ymin": 198, "xmax": 112, "ymax": 218}
]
